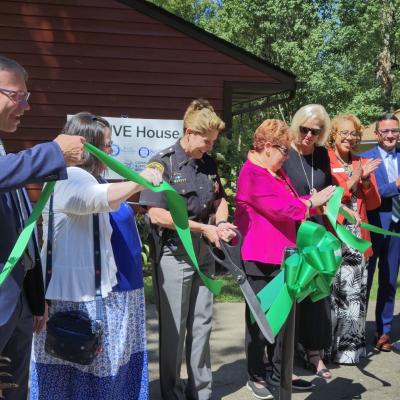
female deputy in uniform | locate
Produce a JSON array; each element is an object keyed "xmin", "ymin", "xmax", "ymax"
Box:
[{"xmin": 139, "ymin": 98, "xmax": 235, "ymax": 400}]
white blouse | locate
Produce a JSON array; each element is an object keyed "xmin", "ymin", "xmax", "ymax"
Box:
[{"xmin": 41, "ymin": 167, "xmax": 118, "ymax": 302}]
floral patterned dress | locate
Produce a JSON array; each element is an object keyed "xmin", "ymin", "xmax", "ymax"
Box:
[
  {"xmin": 329, "ymin": 184, "xmax": 367, "ymax": 364},
  {"xmin": 30, "ymin": 202, "xmax": 148, "ymax": 399}
]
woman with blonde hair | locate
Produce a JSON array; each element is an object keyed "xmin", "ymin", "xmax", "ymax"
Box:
[
  {"xmin": 327, "ymin": 114, "xmax": 380, "ymax": 364},
  {"xmin": 140, "ymin": 99, "xmax": 236, "ymax": 400},
  {"xmin": 283, "ymin": 104, "xmax": 335, "ymax": 379},
  {"xmin": 235, "ymin": 118, "xmax": 335, "ymax": 398}
]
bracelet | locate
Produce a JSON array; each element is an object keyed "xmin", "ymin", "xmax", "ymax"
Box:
[
  {"xmin": 216, "ymin": 220, "xmax": 227, "ymax": 227},
  {"xmin": 308, "ymin": 199, "xmax": 313, "ymax": 208}
]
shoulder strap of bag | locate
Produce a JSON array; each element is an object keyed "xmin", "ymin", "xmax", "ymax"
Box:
[{"xmin": 45, "ymin": 195, "xmax": 103, "ymax": 322}]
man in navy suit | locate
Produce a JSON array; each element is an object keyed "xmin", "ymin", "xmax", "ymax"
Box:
[
  {"xmin": 361, "ymin": 113, "xmax": 400, "ymax": 352},
  {"xmin": 0, "ymin": 55, "xmax": 85, "ymax": 399}
]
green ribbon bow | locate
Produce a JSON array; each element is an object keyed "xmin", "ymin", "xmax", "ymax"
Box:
[{"xmin": 255, "ymin": 221, "xmax": 342, "ymax": 336}]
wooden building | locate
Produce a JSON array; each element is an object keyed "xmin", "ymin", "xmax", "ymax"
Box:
[{"xmin": 0, "ymin": 0, "xmax": 298, "ymax": 197}]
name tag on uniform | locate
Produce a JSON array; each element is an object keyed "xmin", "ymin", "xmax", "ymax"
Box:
[{"xmin": 332, "ymin": 167, "xmax": 345, "ymax": 173}]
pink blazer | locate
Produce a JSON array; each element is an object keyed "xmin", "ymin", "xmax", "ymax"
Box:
[{"xmin": 234, "ymin": 160, "xmax": 308, "ymax": 265}]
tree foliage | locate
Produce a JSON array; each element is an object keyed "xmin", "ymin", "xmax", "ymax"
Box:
[
  {"xmin": 147, "ymin": 0, "xmax": 400, "ymax": 210},
  {"xmin": 150, "ymin": 0, "xmax": 400, "ymax": 125}
]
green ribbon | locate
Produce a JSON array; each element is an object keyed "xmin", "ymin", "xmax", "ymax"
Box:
[
  {"xmin": 256, "ymin": 221, "xmax": 342, "ymax": 336},
  {"xmin": 0, "ymin": 181, "xmax": 55, "ymax": 287},
  {"xmin": 253, "ymin": 186, "xmax": 400, "ymax": 337},
  {"xmin": 83, "ymin": 143, "xmax": 223, "ymax": 295},
  {"xmin": 0, "ymin": 145, "xmax": 223, "ymax": 294},
  {"xmin": 325, "ymin": 187, "xmax": 371, "ymax": 252},
  {"xmin": 339, "ymin": 205, "xmax": 400, "ymax": 238}
]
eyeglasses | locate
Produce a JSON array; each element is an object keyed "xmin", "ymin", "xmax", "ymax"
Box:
[
  {"xmin": 378, "ymin": 128, "xmax": 400, "ymax": 136},
  {"xmin": 338, "ymin": 130, "xmax": 358, "ymax": 139},
  {"xmin": 0, "ymin": 87, "xmax": 30, "ymax": 104},
  {"xmin": 299, "ymin": 126, "xmax": 321, "ymax": 136},
  {"xmin": 272, "ymin": 144, "xmax": 289, "ymax": 155},
  {"xmin": 101, "ymin": 141, "xmax": 113, "ymax": 149}
]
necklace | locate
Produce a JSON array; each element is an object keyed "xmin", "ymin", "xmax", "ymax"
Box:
[
  {"xmin": 296, "ymin": 146, "xmax": 316, "ymax": 195},
  {"xmin": 334, "ymin": 149, "xmax": 353, "ymax": 177}
]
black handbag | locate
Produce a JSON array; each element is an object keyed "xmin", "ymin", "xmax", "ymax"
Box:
[{"xmin": 44, "ymin": 194, "xmax": 104, "ymax": 365}]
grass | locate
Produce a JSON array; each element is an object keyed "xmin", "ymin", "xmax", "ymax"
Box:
[
  {"xmin": 144, "ymin": 268, "xmax": 400, "ymax": 304},
  {"xmin": 144, "ymin": 274, "xmax": 244, "ymax": 304}
]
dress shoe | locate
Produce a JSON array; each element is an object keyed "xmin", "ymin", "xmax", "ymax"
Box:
[{"xmin": 374, "ymin": 333, "xmax": 392, "ymax": 352}]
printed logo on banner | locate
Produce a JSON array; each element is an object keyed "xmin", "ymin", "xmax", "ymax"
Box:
[
  {"xmin": 139, "ymin": 147, "xmax": 155, "ymax": 158},
  {"xmin": 111, "ymin": 143, "xmax": 121, "ymax": 157}
]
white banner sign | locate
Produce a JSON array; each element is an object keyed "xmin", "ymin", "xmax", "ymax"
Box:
[{"xmin": 68, "ymin": 116, "xmax": 183, "ymax": 179}]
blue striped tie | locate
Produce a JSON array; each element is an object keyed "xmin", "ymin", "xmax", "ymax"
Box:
[{"xmin": 386, "ymin": 152, "xmax": 400, "ymax": 222}]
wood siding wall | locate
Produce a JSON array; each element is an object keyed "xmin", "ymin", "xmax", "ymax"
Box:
[
  {"xmin": 0, "ymin": 0, "xmax": 280, "ymax": 199},
  {"xmin": 1, "ymin": 0, "xmax": 279, "ymax": 149}
]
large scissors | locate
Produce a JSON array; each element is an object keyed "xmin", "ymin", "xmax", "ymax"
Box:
[{"xmin": 206, "ymin": 229, "xmax": 275, "ymax": 344}]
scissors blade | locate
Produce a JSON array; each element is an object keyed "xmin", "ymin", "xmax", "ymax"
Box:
[{"xmin": 240, "ymin": 279, "xmax": 275, "ymax": 344}]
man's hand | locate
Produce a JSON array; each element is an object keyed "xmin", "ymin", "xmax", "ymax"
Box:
[{"xmin": 54, "ymin": 134, "xmax": 86, "ymax": 166}]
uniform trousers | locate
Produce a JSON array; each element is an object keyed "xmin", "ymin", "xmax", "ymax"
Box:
[
  {"xmin": 154, "ymin": 233, "xmax": 214, "ymax": 400},
  {"xmin": 0, "ymin": 291, "xmax": 33, "ymax": 400}
]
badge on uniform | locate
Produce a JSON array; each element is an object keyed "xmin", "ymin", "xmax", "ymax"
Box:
[
  {"xmin": 147, "ymin": 162, "xmax": 165, "ymax": 174},
  {"xmin": 171, "ymin": 172, "xmax": 187, "ymax": 184}
]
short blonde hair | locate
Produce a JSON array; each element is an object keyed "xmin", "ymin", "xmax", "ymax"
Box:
[
  {"xmin": 290, "ymin": 104, "xmax": 331, "ymax": 146},
  {"xmin": 327, "ymin": 114, "xmax": 363, "ymax": 148},
  {"xmin": 253, "ymin": 119, "xmax": 292, "ymax": 152},
  {"xmin": 183, "ymin": 98, "xmax": 225, "ymax": 135}
]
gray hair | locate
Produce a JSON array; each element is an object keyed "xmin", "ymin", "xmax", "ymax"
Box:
[
  {"xmin": 290, "ymin": 104, "xmax": 331, "ymax": 146},
  {"xmin": 0, "ymin": 55, "xmax": 28, "ymax": 80}
]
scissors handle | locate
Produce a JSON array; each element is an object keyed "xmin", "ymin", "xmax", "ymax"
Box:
[{"xmin": 204, "ymin": 229, "xmax": 242, "ymax": 263}]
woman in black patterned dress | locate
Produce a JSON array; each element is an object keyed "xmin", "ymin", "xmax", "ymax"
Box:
[{"xmin": 326, "ymin": 114, "xmax": 381, "ymax": 364}]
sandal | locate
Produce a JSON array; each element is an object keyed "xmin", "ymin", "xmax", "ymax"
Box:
[{"xmin": 304, "ymin": 351, "xmax": 332, "ymax": 380}]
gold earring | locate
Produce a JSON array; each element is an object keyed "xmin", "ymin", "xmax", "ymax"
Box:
[{"xmin": 266, "ymin": 151, "xmax": 270, "ymax": 157}]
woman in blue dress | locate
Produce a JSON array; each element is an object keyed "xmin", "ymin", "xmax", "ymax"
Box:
[{"xmin": 31, "ymin": 112, "xmax": 161, "ymax": 399}]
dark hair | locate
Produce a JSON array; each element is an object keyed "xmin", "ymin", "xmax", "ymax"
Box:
[
  {"xmin": 62, "ymin": 112, "xmax": 110, "ymax": 176},
  {"xmin": 375, "ymin": 113, "xmax": 399, "ymax": 132},
  {"xmin": 0, "ymin": 55, "xmax": 28, "ymax": 80}
]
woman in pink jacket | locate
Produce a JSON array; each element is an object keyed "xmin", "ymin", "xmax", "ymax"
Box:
[{"xmin": 234, "ymin": 119, "xmax": 335, "ymax": 399}]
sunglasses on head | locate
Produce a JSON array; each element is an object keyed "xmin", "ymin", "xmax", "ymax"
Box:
[{"xmin": 299, "ymin": 126, "xmax": 321, "ymax": 136}]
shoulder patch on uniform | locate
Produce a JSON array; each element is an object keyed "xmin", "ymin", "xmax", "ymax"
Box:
[{"xmin": 147, "ymin": 161, "xmax": 165, "ymax": 174}]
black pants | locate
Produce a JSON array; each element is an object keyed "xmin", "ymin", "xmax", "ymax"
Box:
[
  {"xmin": 244, "ymin": 262, "xmax": 284, "ymax": 383},
  {"xmin": 0, "ymin": 291, "xmax": 33, "ymax": 400}
]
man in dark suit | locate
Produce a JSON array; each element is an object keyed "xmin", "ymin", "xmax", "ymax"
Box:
[
  {"xmin": 0, "ymin": 55, "xmax": 85, "ymax": 399},
  {"xmin": 361, "ymin": 113, "xmax": 400, "ymax": 352}
]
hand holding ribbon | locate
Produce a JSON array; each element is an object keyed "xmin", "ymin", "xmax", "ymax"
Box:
[
  {"xmin": 0, "ymin": 145, "xmax": 223, "ymax": 295},
  {"xmin": 83, "ymin": 143, "xmax": 223, "ymax": 294}
]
